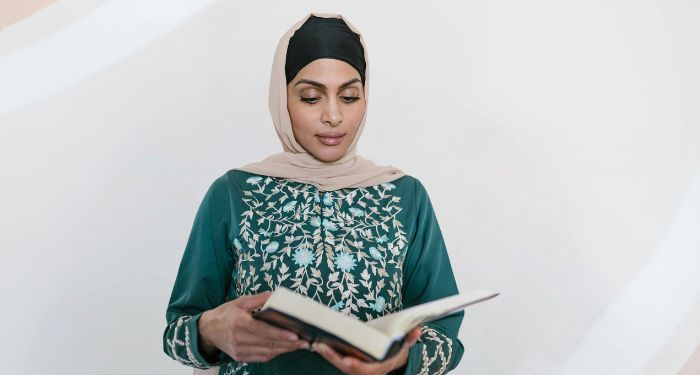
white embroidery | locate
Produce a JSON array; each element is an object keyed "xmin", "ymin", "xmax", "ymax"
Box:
[
  {"xmin": 185, "ymin": 323, "xmax": 205, "ymax": 367},
  {"xmin": 236, "ymin": 176, "xmax": 407, "ymax": 320},
  {"xmin": 222, "ymin": 361, "xmax": 249, "ymax": 375},
  {"xmin": 417, "ymin": 326, "xmax": 453, "ymax": 375},
  {"xmin": 166, "ymin": 315, "xmax": 207, "ymax": 368}
]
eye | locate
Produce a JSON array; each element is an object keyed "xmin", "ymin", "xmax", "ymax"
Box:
[
  {"xmin": 300, "ymin": 96, "xmax": 320, "ymax": 104},
  {"xmin": 341, "ymin": 96, "xmax": 360, "ymax": 103}
]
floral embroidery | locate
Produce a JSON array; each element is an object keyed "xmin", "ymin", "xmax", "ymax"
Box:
[
  {"xmin": 164, "ymin": 315, "xmax": 206, "ymax": 369},
  {"xmin": 282, "ymin": 200, "xmax": 297, "ymax": 212},
  {"xmin": 334, "ymin": 252, "xmax": 357, "ymax": 272},
  {"xmin": 293, "ymin": 248, "xmax": 315, "ymax": 267},
  {"xmin": 264, "ymin": 241, "xmax": 279, "ymax": 253},
  {"xmin": 322, "ymin": 192, "xmax": 333, "ymax": 206},
  {"xmin": 369, "ymin": 247, "xmax": 383, "ymax": 260},
  {"xmin": 310, "ymin": 216, "xmax": 321, "ymax": 227},
  {"xmin": 222, "ymin": 362, "xmax": 249, "ymax": 375},
  {"xmin": 370, "ymin": 296, "xmax": 386, "ymax": 312},
  {"xmin": 330, "ymin": 300, "xmax": 345, "ymax": 311},
  {"xmin": 417, "ymin": 326, "xmax": 454, "ymax": 375},
  {"xmin": 233, "ymin": 173, "xmax": 408, "ymax": 323},
  {"xmin": 322, "ymin": 218, "xmax": 338, "ymax": 231}
]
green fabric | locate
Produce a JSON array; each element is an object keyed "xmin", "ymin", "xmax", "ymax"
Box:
[{"xmin": 163, "ymin": 170, "xmax": 465, "ymax": 374}]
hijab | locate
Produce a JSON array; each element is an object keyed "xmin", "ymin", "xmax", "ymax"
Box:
[
  {"xmin": 285, "ymin": 15, "xmax": 366, "ymax": 87},
  {"xmin": 236, "ymin": 12, "xmax": 405, "ymax": 192}
]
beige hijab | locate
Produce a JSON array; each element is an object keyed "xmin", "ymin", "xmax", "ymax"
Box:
[{"xmin": 236, "ymin": 12, "xmax": 405, "ymax": 191}]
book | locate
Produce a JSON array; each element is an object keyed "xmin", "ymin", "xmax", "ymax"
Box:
[{"xmin": 252, "ymin": 286, "xmax": 499, "ymax": 362}]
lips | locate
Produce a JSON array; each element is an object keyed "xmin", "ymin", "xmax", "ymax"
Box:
[{"xmin": 316, "ymin": 133, "xmax": 345, "ymax": 146}]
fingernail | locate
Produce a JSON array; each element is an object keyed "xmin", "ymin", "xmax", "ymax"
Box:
[{"xmin": 343, "ymin": 357, "xmax": 353, "ymax": 366}]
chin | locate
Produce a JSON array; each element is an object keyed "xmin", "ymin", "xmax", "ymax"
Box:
[
  {"xmin": 315, "ymin": 154, "xmax": 343, "ymax": 163},
  {"xmin": 312, "ymin": 149, "xmax": 346, "ymax": 163}
]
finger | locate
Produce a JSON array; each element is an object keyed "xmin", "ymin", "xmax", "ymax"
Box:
[
  {"xmin": 241, "ymin": 335, "xmax": 310, "ymax": 352},
  {"xmin": 313, "ymin": 343, "xmax": 351, "ymax": 373},
  {"xmin": 232, "ymin": 344, "xmax": 302, "ymax": 362},
  {"xmin": 235, "ymin": 291, "xmax": 272, "ymax": 312},
  {"xmin": 243, "ymin": 356, "xmax": 268, "ymax": 363},
  {"xmin": 241, "ymin": 316, "xmax": 299, "ymax": 341},
  {"xmin": 386, "ymin": 344, "xmax": 412, "ymax": 370},
  {"xmin": 235, "ymin": 331, "xmax": 308, "ymax": 350},
  {"xmin": 340, "ymin": 355, "xmax": 379, "ymax": 372},
  {"xmin": 411, "ymin": 326, "xmax": 422, "ymax": 338},
  {"xmin": 407, "ymin": 327, "xmax": 422, "ymax": 344},
  {"xmin": 313, "ymin": 343, "xmax": 387, "ymax": 374}
]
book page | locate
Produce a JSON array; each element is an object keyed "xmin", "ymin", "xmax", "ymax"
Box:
[
  {"xmin": 365, "ymin": 289, "xmax": 499, "ymax": 337},
  {"xmin": 260, "ymin": 287, "xmax": 394, "ymax": 359}
]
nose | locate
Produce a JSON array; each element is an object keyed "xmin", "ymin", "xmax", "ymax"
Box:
[{"xmin": 321, "ymin": 97, "xmax": 343, "ymax": 127}]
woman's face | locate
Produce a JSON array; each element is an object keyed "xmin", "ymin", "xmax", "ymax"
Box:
[{"xmin": 287, "ymin": 58, "xmax": 365, "ymax": 162}]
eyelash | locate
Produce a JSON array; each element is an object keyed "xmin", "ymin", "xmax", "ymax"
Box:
[{"xmin": 300, "ymin": 96, "xmax": 360, "ymax": 105}]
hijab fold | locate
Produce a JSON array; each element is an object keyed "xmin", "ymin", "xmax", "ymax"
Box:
[{"xmin": 237, "ymin": 12, "xmax": 405, "ymax": 191}]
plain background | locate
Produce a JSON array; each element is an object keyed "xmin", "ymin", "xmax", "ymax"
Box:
[{"xmin": 1, "ymin": 0, "xmax": 699, "ymax": 374}]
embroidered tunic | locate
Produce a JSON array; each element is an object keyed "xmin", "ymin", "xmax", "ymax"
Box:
[{"xmin": 163, "ymin": 169, "xmax": 465, "ymax": 374}]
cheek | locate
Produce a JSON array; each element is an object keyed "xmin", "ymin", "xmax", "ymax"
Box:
[
  {"xmin": 288, "ymin": 103, "xmax": 317, "ymax": 141},
  {"xmin": 346, "ymin": 105, "xmax": 365, "ymax": 136}
]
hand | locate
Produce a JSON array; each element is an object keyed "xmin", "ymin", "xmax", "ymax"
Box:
[
  {"xmin": 198, "ymin": 291, "xmax": 311, "ymax": 363},
  {"xmin": 312, "ymin": 326, "xmax": 422, "ymax": 375}
]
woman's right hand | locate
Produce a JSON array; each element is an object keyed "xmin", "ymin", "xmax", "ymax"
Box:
[{"xmin": 197, "ymin": 291, "xmax": 310, "ymax": 363}]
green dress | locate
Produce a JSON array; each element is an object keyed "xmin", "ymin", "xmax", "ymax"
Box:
[{"xmin": 163, "ymin": 169, "xmax": 465, "ymax": 374}]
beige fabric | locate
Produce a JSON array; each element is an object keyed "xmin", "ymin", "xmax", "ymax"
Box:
[
  {"xmin": 193, "ymin": 368, "xmax": 218, "ymax": 375},
  {"xmin": 237, "ymin": 12, "xmax": 405, "ymax": 191}
]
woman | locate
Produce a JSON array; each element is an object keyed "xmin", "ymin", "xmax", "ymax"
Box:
[{"xmin": 163, "ymin": 13, "xmax": 465, "ymax": 375}]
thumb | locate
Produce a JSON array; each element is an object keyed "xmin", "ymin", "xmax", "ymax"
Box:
[
  {"xmin": 407, "ymin": 327, "xmax": 422, "ymax": 344},
  {"xmin": 235, "ymin": 291, "xmax": 272, "ymax": 312}
]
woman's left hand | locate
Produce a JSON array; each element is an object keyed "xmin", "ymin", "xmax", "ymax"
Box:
[{"xmin": 312, "ymin": 326, "xmax": 422, "ymax": 375}]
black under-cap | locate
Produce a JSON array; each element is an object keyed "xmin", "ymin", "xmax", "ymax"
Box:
[{"xmin": 285, "ymin": 16, "xmax": 366, "ymax": 85}]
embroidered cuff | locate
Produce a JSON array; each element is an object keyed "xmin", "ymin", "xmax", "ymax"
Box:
[
  {"xmin": 403, "ymin": 326, "xmax": 455, "ymax": 375},
  {"xmin": 164, "ymin": 312, "xmax": 218, "ymax": 369}
]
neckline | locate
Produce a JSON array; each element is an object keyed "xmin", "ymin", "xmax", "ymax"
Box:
[{"xmin": 233, "ymin": 169, "xmax": 408, "ymax": 195}]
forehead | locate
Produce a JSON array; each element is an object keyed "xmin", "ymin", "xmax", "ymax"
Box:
[{"xmin": 293, "ymin": 58, "xmax": 362, "ymax": 85}]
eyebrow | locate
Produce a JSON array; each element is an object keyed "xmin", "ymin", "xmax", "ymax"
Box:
[{"xmin": 294, "ymin": 78, "xmax": 361, "ymax": 90}]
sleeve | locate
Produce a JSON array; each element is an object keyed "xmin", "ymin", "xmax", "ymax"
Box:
[
  {"xmin": 394, "ymin": 178, "xmax": 465, "ymax": 375},
  {"xmin": 162, "ymin": 175, "xmax": 236, "ymax": 369}
]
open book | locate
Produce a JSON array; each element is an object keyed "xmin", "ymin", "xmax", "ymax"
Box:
[{"xmin": 252, "ymin": 286, "xmax": 499, "ymax": 362}]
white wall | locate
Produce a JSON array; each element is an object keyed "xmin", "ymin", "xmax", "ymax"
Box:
[{"xmin": 1, "ymin": 1, "xmax": 698, "ymax": 374}]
